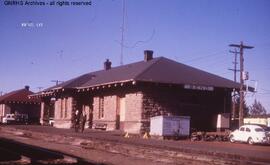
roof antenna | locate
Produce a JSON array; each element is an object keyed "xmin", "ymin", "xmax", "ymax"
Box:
[
  {"xmin": 37, "ymin": 87, "xmax": 43, "ymax": 92},
  {"xmin": 51, "ymin": 80, "xmax": 64, "ymax": 85},
  {"xmin": 120, "ymin": 0, "xmax": 126, "ymax": 65}
]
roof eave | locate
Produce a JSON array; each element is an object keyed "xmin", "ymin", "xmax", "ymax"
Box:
[{"xmin": 76, "ymin": 79, "xmax": 135, "ymax": 90}]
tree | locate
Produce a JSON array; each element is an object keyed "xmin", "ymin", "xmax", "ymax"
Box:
[{"xmin": 249, "ymin": 99, "xmax": 267, "ymax": 116}]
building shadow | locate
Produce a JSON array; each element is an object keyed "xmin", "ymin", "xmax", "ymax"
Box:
[{"xmin": 0, "ymin": 137, "xmax": 106, "ymax": 165}]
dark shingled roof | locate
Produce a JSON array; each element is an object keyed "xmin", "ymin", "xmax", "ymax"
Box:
[
  {"xmin": 46, "ymin": 73, "xmax": 96, "ymax": 91},
  {"xmin": 0, "ymin": 87, "xmax": 40, "ymax": 104},
  {"xmin": 132, "ymin": 57, "xmax": 239, "ymax": 88},
  {"xmin": 44, "ymin": 56, "xmax": 239, "ymax": 92}
]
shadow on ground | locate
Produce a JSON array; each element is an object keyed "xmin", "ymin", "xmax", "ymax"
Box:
[{"xmin": 0, "ymin": 137, "xmax": 105, "ymax": 165}]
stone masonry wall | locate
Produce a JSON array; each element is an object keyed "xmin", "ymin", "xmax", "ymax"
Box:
[
  {"xmin": 54, "ymin": 97, "xmax": 73, "ymax": 128},
  {"xmin": 124, "ymin": 92, "xmax": 143, "ymax": 134},
  {"xmin": 93, "ymin": 95, "xmax": 117, "ymax": 131},
  {"xmin": 92, "ymin": 91, "xmax": 143, "ymax": 134},
  {"xmin": 104, "ymin": 95, "xmax": 117, "ymax": 130},
  {"xmin": 141, "ymin": 86, "xmax": 231, "ymax": 132}
]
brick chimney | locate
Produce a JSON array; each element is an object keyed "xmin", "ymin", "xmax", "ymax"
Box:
[
  {"xmin": 144, "ymin": 50, "xmax": 153, "ymax": 61},
  {"xmin": 25, "ymin": 85, "xmax": 30, "ymax": 91},
  {"xmin": 104, "ymin": 59, "xmax": 112, "ymax": 70}
]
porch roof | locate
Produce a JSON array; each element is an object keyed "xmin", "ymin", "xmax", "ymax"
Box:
[{"xmin": 0, "ymin": 87, "xmax": 40, "ymax": 104}]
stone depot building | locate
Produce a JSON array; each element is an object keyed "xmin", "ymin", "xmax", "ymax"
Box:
[{"xmin": 31, "ymin": 50, "xmax": 239, "ymax": 133}]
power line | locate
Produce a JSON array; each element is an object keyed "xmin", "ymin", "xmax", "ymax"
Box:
[
  {"xmin": 183, "ymin": 50, "xmax": 226, "ymax": 63},
  {"xmin": 204, "ymin": 55, "xmax": 230, "ymax": 67},
  {"xmin": 257, "ymin": 92, "xmax": 270, "ymax": 95},
  {"xmin": 260, "ymin": 88, "xmax": 270, "ymax": 92}
]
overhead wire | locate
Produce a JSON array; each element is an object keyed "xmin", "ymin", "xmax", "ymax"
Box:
[
  {"xmin": 183, "ymin": 50, "xmax": 227, "ymax": 64},
  {"xmin": 182, "ymin": 51, "xmax": 230, "ymax": 74}
]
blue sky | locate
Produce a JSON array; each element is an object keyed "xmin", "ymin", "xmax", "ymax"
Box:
[{"xmin": 0, "ymin": 0, "xmax": 270, "ymax": 112}]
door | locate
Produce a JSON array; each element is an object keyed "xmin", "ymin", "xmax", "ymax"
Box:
[
  {"xmin": 82, "ymin": 104, "xmax": 93, "ymax": 129},
  {"xmin": 116, "ymin": 97, "xmax": 120, "ymax": 129},
  {"xmin": 120, "ymin": 97, "xmax": 126, "ymax": 122},
  {"xmin": 179, "ymin": 118, "xmax": 190, "ymax": 136},
  {"xmin": 238, "ymin": 126, "xmax": 246, "ymax": 141},
  {"xmin": 116, "ymin": 96, "xmax": 125, "ymax": 130},
  {"xmin": 89, "ymin": 107, "xmax": 93, "ymax": 129}
]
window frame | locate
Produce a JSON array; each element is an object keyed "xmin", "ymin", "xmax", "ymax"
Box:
[
  {"xmin": 240, "ymin": 127, "xmax": 245, "ymax": 131},
  {"xmin": 98, "ymin": 96, "xmax": 104, "ymax": 119}
]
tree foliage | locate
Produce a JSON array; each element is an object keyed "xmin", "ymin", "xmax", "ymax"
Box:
[{"xmin": 249, "ymin": 99, "xmax": 267, "ymax": 116}]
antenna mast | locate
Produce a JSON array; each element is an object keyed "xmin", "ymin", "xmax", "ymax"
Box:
[{"xmin": 120, "ymin": 0, "xmax": 126, "ymax": 65}]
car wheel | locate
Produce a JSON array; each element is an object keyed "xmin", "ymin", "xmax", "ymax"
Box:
[
  {"xmin": 229, "ymin": 135, "xmax": 235, "ymax": 143},
  {"xmin": 248, "ymin": 137, "xmax": 254, "ymax": 145}
]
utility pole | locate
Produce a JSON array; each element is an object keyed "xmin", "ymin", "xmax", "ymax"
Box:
[
  {"xmin": 229, "ymin": 48, "xmax": 240, "ymax": 82},
  {"xmin": 229, "ymin": 41, "xmax": 254, "ymax": 126},
  {"xmin": 228, "ymin": 48, "xmax": 240, "ymax": 120}
]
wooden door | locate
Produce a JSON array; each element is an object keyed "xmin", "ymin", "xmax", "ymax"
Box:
[{"xmin": 116, "ymin": 96, "xmax": 125, "ymax": 130}]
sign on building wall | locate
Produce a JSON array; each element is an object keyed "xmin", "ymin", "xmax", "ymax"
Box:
[{"xmin": 184, "ymin": 84, "xmax": 214, "ymax": 91}]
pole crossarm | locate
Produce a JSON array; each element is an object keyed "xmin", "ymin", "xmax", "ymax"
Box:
[{"xmin": 229, "ymin": 44, "xmax": 254, "ymax": 49}]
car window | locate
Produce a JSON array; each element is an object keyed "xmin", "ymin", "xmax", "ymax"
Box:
[
  {"xmin": 240, "ymin": 127, "xmax": 245, "ymax": 131},
  {"xmin": 255, "ymin": 128, "xmax": 264, "ymax": 132},
  {"xmin": 246, "ymin": 128, "xmax": 251, "ymax": 132}
]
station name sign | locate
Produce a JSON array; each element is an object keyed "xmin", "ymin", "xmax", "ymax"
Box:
[{"xmin": 184, "ymin": 84, "xmax": 214, "ymax": 91}]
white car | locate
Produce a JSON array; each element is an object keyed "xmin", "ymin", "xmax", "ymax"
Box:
[
  {"xmin": 49, "ymin": 118, "xmax": 54, "ymax": 126},
  {"xmin": 2, "ymin": 114, "xmax": 15, "ymax": 124},
  {"xmin": 229, "ymin": 124, "xmax": 270, "ymax": 145}
]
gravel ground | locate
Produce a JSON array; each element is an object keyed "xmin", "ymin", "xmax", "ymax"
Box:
[{"xmin": 0, "ymin": 125, "xmax": 270, "ymax": 165}]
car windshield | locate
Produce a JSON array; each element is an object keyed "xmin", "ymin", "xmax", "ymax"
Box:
[
  {"xmin": 261, "ymin": 126, "xmax": 270, "ymax": 131},
  {"xmin": 255, "ymin": 128, "xmax": 264, "ymax": 132}
]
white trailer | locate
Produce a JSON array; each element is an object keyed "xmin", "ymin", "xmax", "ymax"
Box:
[
  {"xmin": 150, "ymin": 116, "xmax": 190, "ymax": 137},
  {"xmin": 216, "ymin": 113, "xmax": 230, "ymax": 131}
]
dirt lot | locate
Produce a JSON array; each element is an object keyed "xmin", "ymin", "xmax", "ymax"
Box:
[{"xmin": 0, "ymin": 125, "xmax": 270, "ymax": 165}]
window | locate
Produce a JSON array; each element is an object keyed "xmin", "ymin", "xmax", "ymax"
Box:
[
  {"xmin": 98, "ymin": 97, "xmax": 104, "ymax": 119},
  {"xmin": 246, "ymin": 128, "xmax": 251, "ymax": 132},
  {"xmin": 60, "ymin": 98, "xmax": 68, "ymax": 119},
  {"xmin": 60, "ymin": 99, "xmax": 63, "ymax": 118},
  {"xmin": 240, "ymin": 127, "xmax": 245, "ymax": 131},
  {"xmin": 255, "ymin": 128, "xmax": 264, "ymax": 132},
  {"xmin": 64, "ymin": 98, "xmax": 68, "ymax": 118}
]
